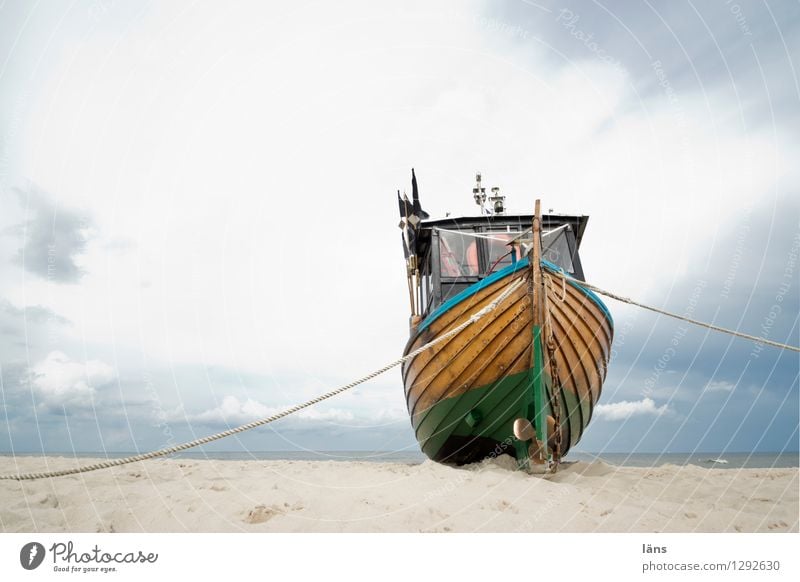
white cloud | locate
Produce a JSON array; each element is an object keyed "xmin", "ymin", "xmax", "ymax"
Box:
[
  {"xmin": 8, "ymin": 0, "xmax": 791, "ymax": 386},
  {"xmin": 30, "ymin": 351, "xmax": 116, "ymax": 407},
  {"xmin": 182, "ymin": 395, "xmax": 357, "ymax": 427},
  {"xmin": 176, "ymin": 393, "xmax": 411, "ymax": 431},
  {"xmin": 594, "ymin": 397, "xmax": 669, "ymax": 421},
  {"xmin": 1, "ymin": 1, "xmax": 795, "ymax": 448},
  {"xmin": 191, "ymin": 395, "xmax": 271, "ymax": 425},
  {"xmin": 703, "ymin": 381, "xmax": 735, "ymax": 393}
]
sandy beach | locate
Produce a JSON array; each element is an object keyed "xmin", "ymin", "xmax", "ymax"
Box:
[{"xmin": 0, "ymin": 456, "xmax": 796, "ymax": 533}]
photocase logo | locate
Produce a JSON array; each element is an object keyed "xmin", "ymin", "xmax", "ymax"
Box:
[{"xmin": 20, "ymin": 542, "xmax": 46, "ymax": 570}]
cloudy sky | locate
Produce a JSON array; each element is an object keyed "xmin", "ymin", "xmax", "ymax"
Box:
[{"xmin": 0, "ymin": 0, "xmax": 797, "ymax": 456}]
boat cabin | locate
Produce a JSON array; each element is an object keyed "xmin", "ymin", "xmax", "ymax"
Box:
[{"xmin": 412, "ymin": 213, "xmax": 588, "ymax": 321}]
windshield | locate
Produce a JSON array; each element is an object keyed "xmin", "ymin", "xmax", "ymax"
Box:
[
  {"xmin": 542, "ymin": 227, "xmax": 573, "ymax": 272},
  {"xmin": 485, "ymin": 231, "xmax": 519, "ymax": 273},
  {"xmin": 436, "ymin": 225, "xmax": 575, "ymax": 279},
  {"xmin": 438, "ymin": 230, "xmax": 479, "ymax": 277}
]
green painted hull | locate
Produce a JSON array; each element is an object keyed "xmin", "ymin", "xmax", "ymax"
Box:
[{"xmin": 413, "ymin": 363, "xmax": 590, "ymax": 464}]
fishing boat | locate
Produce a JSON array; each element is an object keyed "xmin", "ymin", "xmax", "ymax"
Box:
[{"xmin": 397, "ymin": 170, "xmax": 613, "ymax": 470}]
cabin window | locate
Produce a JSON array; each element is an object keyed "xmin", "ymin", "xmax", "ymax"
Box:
[
  {"xmin": 485, "ymin": 230, "xmax": 519, "ymax": 274},
  {"xmin": 542, "ymin": 227, "xmax": 573, "ymax": 273},
  {"xmin": 427, "ymin": 221, "xmax": 584, "ymax": 312},
  {"xmin": 438, "ymin": 230, "xmax": 479, "ymax": 277}
]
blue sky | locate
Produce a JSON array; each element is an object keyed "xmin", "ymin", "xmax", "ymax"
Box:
[{"xmin": 0, "ymin": 0, "xmax": 797, "ymax": 455}]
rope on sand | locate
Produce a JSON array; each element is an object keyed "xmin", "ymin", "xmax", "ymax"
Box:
[
  {"xmin": 0, "ymin": 278, "xmax": 526, "ymax": 482},
  {"xmin": 3, "ymin": 266, "xmax": 796, "ymax": 482}
]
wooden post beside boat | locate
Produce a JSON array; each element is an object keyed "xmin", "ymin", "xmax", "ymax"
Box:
[
  {"xmin": 407, "ymin": 255, "xmax": 422, "ymax": 329},
  {"xmin": 406, "ymin": 262, "xmax": 416, "ymax": 315}
]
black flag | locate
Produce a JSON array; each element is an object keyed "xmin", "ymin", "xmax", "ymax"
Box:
[
  {"xmin": 411, "ymin": 168, "xmax": 429, "ymax": 219},
  {"xmin": 398, "ymin": 190, "xmax": 414, "ymax": 258},
  {"xmin": 398, "ymin": 169, "xmax": 430, "ymax": 259},
  {"xmin": 398, "ymin": 189, "xmax": 412, "ymax": 218}
]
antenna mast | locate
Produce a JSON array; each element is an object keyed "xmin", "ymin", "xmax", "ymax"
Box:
[{"xmin": 473, "ymin": 172, "xmax": 505, "ymax": 215}]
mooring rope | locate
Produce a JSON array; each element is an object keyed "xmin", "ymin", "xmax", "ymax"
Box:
[
  {"xmin": 2, "ymin": 266, "xmax": 795, "ymax": 481},
  {"xmin": 0, "ymin": 278, "xmax": 526, "ymax": 481},
  {"xmin": 546, "ymin": 267, "xmax": 800, "ymax": 353}
]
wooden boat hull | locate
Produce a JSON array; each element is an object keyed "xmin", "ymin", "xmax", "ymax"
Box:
[{"xmin": 402, "ymin": 258, "xmax": 613, "ymax": 464}]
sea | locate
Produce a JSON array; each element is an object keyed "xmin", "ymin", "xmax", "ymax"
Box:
[{"xmin": 3, "ymin": 450, "xmax": 798, "ymax": 469}]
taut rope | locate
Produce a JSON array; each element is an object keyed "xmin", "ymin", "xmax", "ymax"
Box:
[
  {"xmin": 0, "ymin": 278, "xmax": 526, "ymax": 481},
  {"xmin": 546, "ymin": 267, "xmax": 799, "ymax": 353},
  {"xmin": 2, "ymin": 266, "xmax": 795, "ymax": 481}
]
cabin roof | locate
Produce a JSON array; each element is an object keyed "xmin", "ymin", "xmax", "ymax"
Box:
[{"xmin": 420, "ymin": 213, "xmax": 590, "ymax": 251}]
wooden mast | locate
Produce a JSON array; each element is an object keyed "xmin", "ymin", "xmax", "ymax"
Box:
[
  {"xmin": 530, "ymin": 200, "xmax": 550, "ymax": 466},
  {"xmin": 512, "ymin": 200, "xmax": 551, "ymax": 469},
  {"xmin": 531, "ymin": 200, "xmax": 543, "ymax": 329}
]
